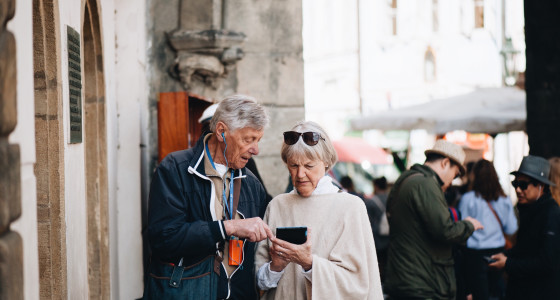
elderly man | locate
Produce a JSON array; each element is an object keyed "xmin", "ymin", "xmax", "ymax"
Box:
[
  {"xmin": 144, "ymin": 95, "xmax": 273, "ymax": 299},
  {"xmin": 385, "ymin": 140, "xmax": 483, "ymax": 300},
  {"xmin": 490, "ymin": 155, "xmax": 560, "ymax": 300}
]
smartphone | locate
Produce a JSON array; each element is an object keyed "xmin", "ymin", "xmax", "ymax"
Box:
[
  {"xmin": 276, "ymin": 226, "xmax": 308, "ymax": 245},
  {"xmin": 483, "ymin": 256, "xmax": 497, "ymax": 264}
]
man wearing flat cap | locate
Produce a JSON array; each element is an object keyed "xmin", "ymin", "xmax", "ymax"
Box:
[
  {"xmin": 385, "ymin": 140, "xmax": 483, "ymax": 300},
  {"xmin": 489, "ymin": 155, "xmax": 560, "ymax": 300}
]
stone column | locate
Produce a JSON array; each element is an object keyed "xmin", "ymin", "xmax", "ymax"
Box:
[
  {"xmin": 0, "ymin": 0, "xmax": 24, "ymax": 299},
  {"xmin": 525, "ymin": 0, "xmax": 560, "ymax": 157}
]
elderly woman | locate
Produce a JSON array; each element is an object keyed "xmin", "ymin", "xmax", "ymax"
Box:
[{"xmin": 255, "ymin": 121, "xmax": 383, "ymax": 299}]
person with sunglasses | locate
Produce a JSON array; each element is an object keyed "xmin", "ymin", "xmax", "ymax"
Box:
[
  {"xmin": 255, "ymin": 121, "xmax": 384, "ymax": 299},
  {"xmin": 144, "ymin": 95, "xmax": 273, "ymax": 299},
  {"xmin": 384, "ymin": 140, "xmax": 484, "ymax": 300},
  {"xmin": 489, "ymin": 155, "xmax": 560, "ymax": 300}
]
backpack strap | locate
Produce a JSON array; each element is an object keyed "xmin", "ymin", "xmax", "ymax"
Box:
[
  {"xmin": 448, "ymin": 207, "xmax": 460, "ymax": 222},
  {"xmin": 396, "ymin": 172, "xmax": 423, "ymax": 198},
  {"xmin": 370, "ymin": 195, "xmax": 386, "ymax": 211},
  {"xmin": 233, "ymin": 177, "xmax": 241, "ymax": 214},
  {"xmin": 387, "ymin": 172, "xmax": 422, "ymax": 219}
]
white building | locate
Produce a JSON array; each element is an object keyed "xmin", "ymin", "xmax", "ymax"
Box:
[
  {"xmin": 303, "ymin": 0, "xmax": 527, "ymax": 192},
  {"xmin": 304, "ymin": 0, "xmax": 525, "ymax": 136}
]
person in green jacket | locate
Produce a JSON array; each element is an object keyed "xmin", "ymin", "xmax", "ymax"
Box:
[{"xmin": 385, "ymin": 140, "xmax": 484, "ymax": 300}]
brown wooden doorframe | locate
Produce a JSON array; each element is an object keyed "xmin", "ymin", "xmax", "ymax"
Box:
[
  {"xmin": 33, "ymin": 0, "xmax": 68, "ymax": 298},
  {"xmin": 83, "ymin": 0, "xmax": 109, "ymax": 298}
]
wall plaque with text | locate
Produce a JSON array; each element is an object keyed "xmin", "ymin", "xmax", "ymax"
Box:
[{"xmin": 67, "ymin": 26, "xmax": 82, "ymax": 143}]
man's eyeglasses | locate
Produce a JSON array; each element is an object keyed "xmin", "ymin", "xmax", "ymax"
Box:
[
  {"xmin": 511, "ymin": 180, "xmax": 532, "ymax": 190},
  {"xmin": 283, "ymin": 131, "xmax": 325, "ymax": 146}
]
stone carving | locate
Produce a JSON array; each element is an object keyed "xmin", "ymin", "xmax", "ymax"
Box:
[{"xmin": 168, "ymin": 29, "xmax": 246, "ymax": 90}]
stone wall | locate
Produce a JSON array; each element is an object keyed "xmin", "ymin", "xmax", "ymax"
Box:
[
  {"xmin": 227, "ymin": 1, "xmax": 305, "ymax": 195},
  {"xmin": 0, "ymin": 0, "xmax": 23, "ymax": 298},
  {"xmin": 147, "ymin": 0, "xmax": 305, "ymax": 195}
]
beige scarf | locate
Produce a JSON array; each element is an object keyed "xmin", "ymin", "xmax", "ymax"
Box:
[{"xmin": 255, "ymin": 192, "xmax": 384, "ymax": 299}]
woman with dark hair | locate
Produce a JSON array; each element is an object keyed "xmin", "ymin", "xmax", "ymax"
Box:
[{"xmin": 458, "ymin": 159, "xmax": 518, "ymax": 300}]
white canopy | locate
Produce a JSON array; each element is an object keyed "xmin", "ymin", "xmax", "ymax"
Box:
[{"xmin": 350, "ymin": 87, "xmax": 526, "ymax": 135}]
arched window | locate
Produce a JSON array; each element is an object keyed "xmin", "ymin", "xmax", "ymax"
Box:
[
  {"xmin": 475, "ymin": 0, "xmax": 484, "ymax": 28},
  {"xmin": 424, "ymin": 47, "xmax": 436, "ymax": 82},
  {"xmin": 390, "ymin": 0, "xmax": 397, "ymax": 35}
]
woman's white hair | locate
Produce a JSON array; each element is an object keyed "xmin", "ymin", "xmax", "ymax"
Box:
[
  {"xmin": 281, "ymin": 121, "xmax": 338, "ymax": 172},
  {"xmin": 209, "ymin": 95, "xmax": 269, "ymax": 132}
]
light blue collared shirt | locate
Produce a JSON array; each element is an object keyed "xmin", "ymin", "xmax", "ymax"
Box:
[{"xmin": 458, "ymin": 190, "xmax": 518, "ymax": 250}]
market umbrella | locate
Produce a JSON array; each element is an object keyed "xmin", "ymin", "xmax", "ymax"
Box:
[
  {"xmin": 333, "ymin": 137, "xmax": 391, "ymax": 165},
  {"xmin": 350, "ymin": 87, "xmax": 525, "ymax": 134}
]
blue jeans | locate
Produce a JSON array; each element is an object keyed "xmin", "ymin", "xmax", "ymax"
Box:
[{"xmin": 143, "ymin": 255, "xmax": 218, "ymax": 299}]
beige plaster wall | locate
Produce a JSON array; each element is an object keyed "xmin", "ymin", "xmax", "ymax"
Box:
[
  {"xmin": 59, "ymin": 2, "xmax": 89, "ymax": 298},
  {"xmin": 111, "ymin": 0, "xmax": 146, "ymax": 298}
]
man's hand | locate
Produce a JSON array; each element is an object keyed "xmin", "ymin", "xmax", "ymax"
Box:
[
  {"xmin": 270, "ymin": 228, "xmax": 313, "ymax": 271},
  {"xmin": 489, "ymin": 252, "xmax": 507, "ymax": 269},
  {"xmin": 464, "ymin": 216, "xmax": 484, "ymax": 230},
  {"xmin": 223, "ymin": 217, "xmax": 273, "ymax": 242}
]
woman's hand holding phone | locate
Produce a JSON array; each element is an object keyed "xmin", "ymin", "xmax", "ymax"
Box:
[
  {"xmin": 269, "ymin": 247, "xmax": 290, "ymax": 272},
  {"xmin": 270, "ymin": 228, "xmax": 313, "ymax": 271}
]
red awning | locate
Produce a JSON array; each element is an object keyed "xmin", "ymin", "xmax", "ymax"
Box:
[{"xmin": 332, "ymin": 137, "xmax": 391, "ymax": 165}]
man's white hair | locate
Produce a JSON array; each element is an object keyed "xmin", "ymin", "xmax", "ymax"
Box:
[{"xmin": 209, "ymin": 95, "xmax": 269, "ymax": 132}]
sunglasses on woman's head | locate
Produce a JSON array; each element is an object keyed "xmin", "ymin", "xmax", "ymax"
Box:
[
  {"xmin": 511, "ymin": 180, "xmax": 531, "ymax": 190},
  {"xmin": 283, "ymin": 131, "xmax": 325, "ymax": 146}
]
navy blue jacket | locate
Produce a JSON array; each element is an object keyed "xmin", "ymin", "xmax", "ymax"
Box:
[{"xmin": 147, "ymin": 135, "xmax": 268, "ymax": 299}]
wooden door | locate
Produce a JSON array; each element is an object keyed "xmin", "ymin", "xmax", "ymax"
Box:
[{"xmin": 158, "ymin": 92, "xmax": 212, "ymax": 161}]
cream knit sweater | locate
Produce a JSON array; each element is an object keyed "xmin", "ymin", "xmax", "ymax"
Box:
[{"xmin": 255, "ymin": 191, "xmax": 384, "ymax": 300}]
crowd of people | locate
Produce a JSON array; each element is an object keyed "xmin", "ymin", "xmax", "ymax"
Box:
[{"xmin": 141, "ymin": 94, "xmax": 560, "ymax": 300}]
